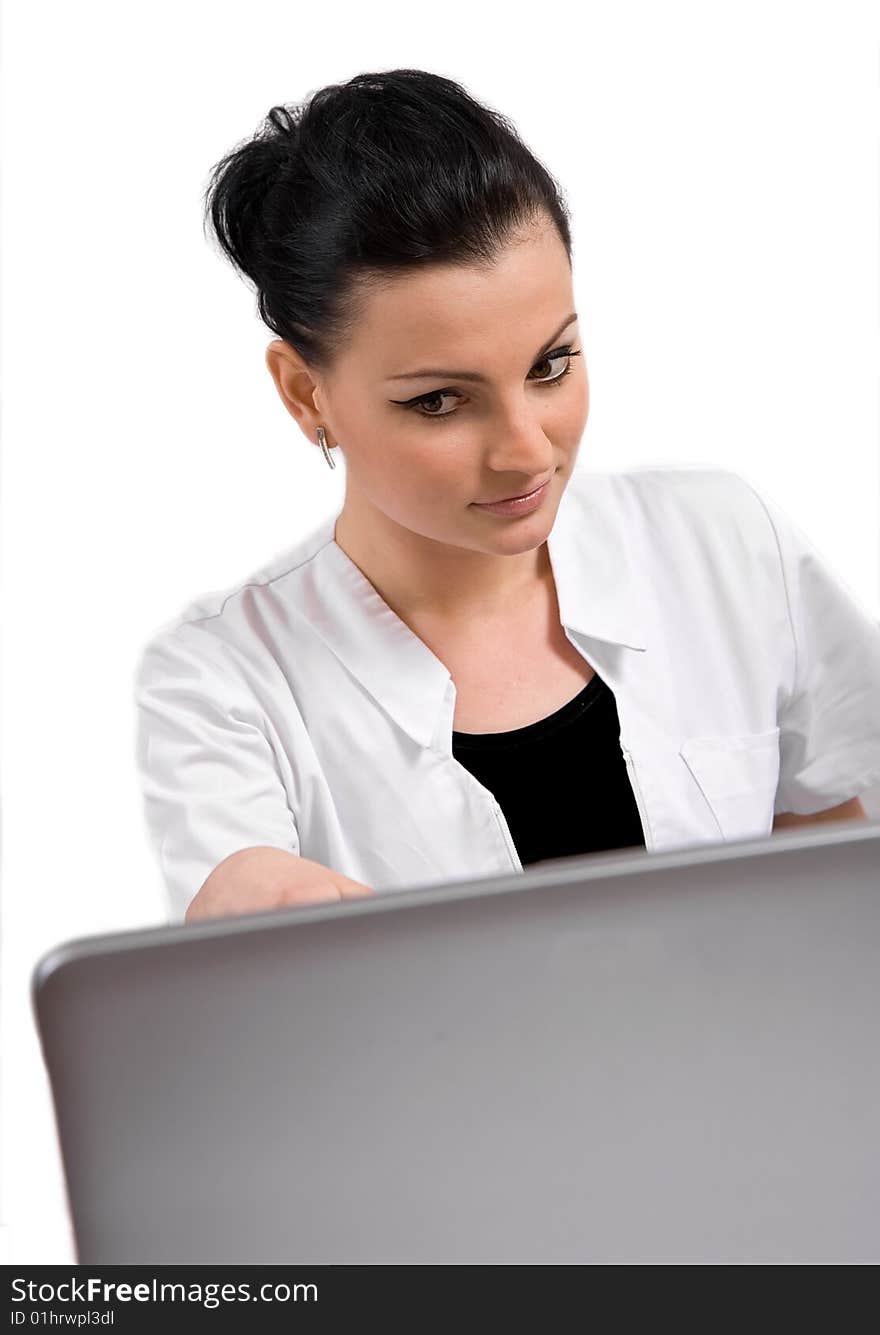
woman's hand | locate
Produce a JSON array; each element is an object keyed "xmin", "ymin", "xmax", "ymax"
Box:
[{"xmin": 184, "ymin": 846, "xmax": 374, "ymax": 923}]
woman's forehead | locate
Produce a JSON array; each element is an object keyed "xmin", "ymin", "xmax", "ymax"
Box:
[{"xmin": 346, "ymin": 239, "xmax": 575, "ymax": 374}]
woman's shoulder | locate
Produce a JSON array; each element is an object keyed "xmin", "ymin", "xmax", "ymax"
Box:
[
  {"xmin": 563, "ymin": 462, "xmax": 771, "ymax": 544},
  {"xmin": 135, "ymin": 511, "xmax": 339, "ymax": 678},
  {"xmin": 147, "ymin": 514, "xmax": 338, "ymax": 635},
  {"xmin": 567, "ymin": 459, "xmax": 755, "ymax": 500}
]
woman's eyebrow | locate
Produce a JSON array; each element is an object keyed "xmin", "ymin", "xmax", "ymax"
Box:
[{"xmin": 385, "ymin": 312, "xmax": 578, "ymax": 383}]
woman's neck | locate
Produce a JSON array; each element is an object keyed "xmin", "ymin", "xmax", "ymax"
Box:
[{"xmin": 333, "ymin": 504, "xmax": 553, "ymax": 627}]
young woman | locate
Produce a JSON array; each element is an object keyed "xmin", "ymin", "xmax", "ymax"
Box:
[{"xmin": 134, "ymin": 69, "xmax": 880, "ymax": 924}]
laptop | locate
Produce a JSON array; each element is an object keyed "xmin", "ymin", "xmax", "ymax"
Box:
[{"xmin": 32, "ymin": 821, "xmax": 880, "ymax": 1264}]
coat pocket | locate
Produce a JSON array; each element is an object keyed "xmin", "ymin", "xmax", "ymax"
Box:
[{"xmin": 679, "ymin": 727, "xmax": 781, "ymax": 841}]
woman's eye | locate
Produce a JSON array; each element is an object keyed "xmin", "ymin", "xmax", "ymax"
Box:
[
  {"xmin": 528, "ymin": 349, "xmax": 577, "ymax": 383},
  {"xmin": 411, "ymin": 389, "xmax": 461, "ymax": 419},
  {"xmin": 396, "ymin": 347, "xmax": 580, "ymax": 420}
]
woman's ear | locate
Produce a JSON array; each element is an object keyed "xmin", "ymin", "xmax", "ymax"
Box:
[{"xmin": 265, "ymin": 339, "xmax": 321, "ymax": 435}]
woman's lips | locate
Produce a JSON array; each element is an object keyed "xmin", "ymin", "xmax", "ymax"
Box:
[{"xmin": 472, "ymin": 477, "xmax": 552, "ymax": 517}]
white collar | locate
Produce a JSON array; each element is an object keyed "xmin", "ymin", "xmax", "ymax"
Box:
[{"xmin": 300, "ymin": 470, "xmax": 648, "ymax": 749}]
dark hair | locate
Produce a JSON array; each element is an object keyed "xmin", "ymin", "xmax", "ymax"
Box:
[{"xmin": 202, "ymin": 68, "xmax": 573, "ymax": 373}]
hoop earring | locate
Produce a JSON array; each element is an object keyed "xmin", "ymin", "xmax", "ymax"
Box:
[{"xmin": 316, "ymin": 425, "xmax": 336, "ymax": 470}]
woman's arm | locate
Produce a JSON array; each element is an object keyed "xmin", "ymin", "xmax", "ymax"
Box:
[
  {"xmin": 772, "ymin": 795, "xmax": 867, "ymax": 831},
  {"xmin": 185, "ymin": 846, "xmax": 374, "ymax": 923}
]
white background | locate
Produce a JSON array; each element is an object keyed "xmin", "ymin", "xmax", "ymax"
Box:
[{"xmin": 1, "ymin": 0, "xmax": 878, "ymax": 1263}]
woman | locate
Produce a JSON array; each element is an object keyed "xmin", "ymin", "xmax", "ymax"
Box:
[{"xmin": 134, "ymin": 68, "xmax": 880, "ymax": 924}]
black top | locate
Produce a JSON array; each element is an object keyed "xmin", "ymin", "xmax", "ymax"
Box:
[{"xmin": 451, "ymin": 672, "xmax": 646, "ymax": 866}]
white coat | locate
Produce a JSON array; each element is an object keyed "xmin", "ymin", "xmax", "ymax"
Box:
[{"xmin": 134, "ymin": 466, "xmax": 880, "ymax": 922}]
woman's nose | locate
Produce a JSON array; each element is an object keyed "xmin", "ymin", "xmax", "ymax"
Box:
[{"xmin": 483, "ymin": 399, "xmax": 555, "ymax": 474}]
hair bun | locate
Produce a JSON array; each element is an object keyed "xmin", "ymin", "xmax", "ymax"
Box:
[
  {"xmin": 265, "ymin": 104, "xmax": 301, "ymax": 142},
  {"xmin": 203, "ymin": 68, "xmax": 572, "ymax": 374}
]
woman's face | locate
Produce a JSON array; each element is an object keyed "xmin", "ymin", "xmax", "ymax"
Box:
[{"xmin": 282, "ymin": 213, "xmax": 589, "ymax": 564}]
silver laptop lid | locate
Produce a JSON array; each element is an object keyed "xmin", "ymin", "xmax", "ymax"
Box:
[{"xmin": 33, "ymin": 822, "xmax": 880, "ymax": 1263}]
